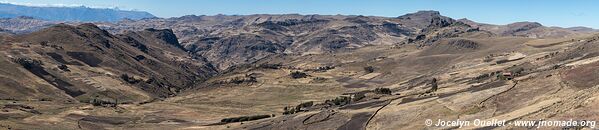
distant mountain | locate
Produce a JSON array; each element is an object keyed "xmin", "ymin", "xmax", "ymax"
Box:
[
  {"xmin": 0, "ymin": 3, "xmax": 155, "ymax": 22},
  {"xmin": 458, "ymin": 18, "xmax": 597, "ymax": 38},
  {"xmin": 565, "ymin": 26, "xmax": 599, "ymax": 32}
]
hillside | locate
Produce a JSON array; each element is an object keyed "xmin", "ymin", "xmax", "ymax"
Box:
[{"xmin": 1, "ymin": 23, "xmax": 217, "ymax": 103}]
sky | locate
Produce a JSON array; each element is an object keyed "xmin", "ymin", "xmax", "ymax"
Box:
[{"xmin": 2, "ymin": 0, "xmax": 598, "ymax": 28}]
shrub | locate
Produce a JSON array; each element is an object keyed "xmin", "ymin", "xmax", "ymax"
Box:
[
  {"xmin": 57, "ymin": 64, "xmax": 70, "ymax": 71},
  {"xmin": 353, "ymin": 93, "xmax": 366, "ymax": 101},
  {"xmin": 429, "ymin": 78, "xmax": 438, "ymax": 92},
  {"xmin": 312, "ymin": 66, "xmax": 335, "ymax": 72},
  {"xmin": 364, "ymin": 66, "xmax": 375, "ymax": 73},
  {"xmin": 295, "ymin": 101, "xmax": 314, "ymax": 112},
  {"xmin": 89, "ymin": 98, "xmax": 118, "ymax": 107},
  {"xmin": 374, "ymin": 88, "xmax": 392, "ymax": 95},
  {"xmin": 283, "ymin": 106, "xmax": 295, "ymax": 115},
  {"xmin": 228, "ymin": 75, "xmax": 257, "ymax": 84},
  {"xmin": 326, "ymin": 96, "xmax": 351, "ymax": 106},
  {"xmin": 290, "ymin": 71, "xmax": 308, "ymax": 79},
  {"xmin": 259, "ymin": 63, "xmax": 282, "ymax": 69}
]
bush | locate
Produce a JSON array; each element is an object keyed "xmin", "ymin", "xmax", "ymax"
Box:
[
  {"xmin": 283, "ymin": 106, "xmax": 295, "ymax": 115},
  {"xmin": 290, "ymin": 71, "xmax": 308, "ymax": 79},
  {"xmin": 282, "ymin": 101, "xmax": 315, "ymax": 115},
  {"xmin": 364, "ymin": 66, "xmax": 375, "ymax": 73},
  {"xmin": 228, "ymin": 74, "xmax": 257, "ymax": 84},
  {"xmin": 312, "ymin": 66, "xmax": 335, "ymax": 72},
  {"xmin": 326, "ymin": 96, "xmax": 351, "ymax": 106},
  {"xmin": 295, "ymin": 101, "xmax": 314, "ymax": 112},
  {"xmin": 353, "ymin": 93, "xmax": 366, "ymax": 101},
  {"xmin": 89, "ymin": 98, "xmax": 118, "ymax": 107},
  {"xmin": 57, "ymin": 64, "xmax": 70, "ymax": 71},
  {"xmin": 259, "ymin": 63, "xmax": 282, "ymax": 69},
  {"xmin": 429, "ymin": 78, "xmax": 438, "ymax": 92},
  {"xmin": 374, "ymin": 88, "xmax": 392, "ymax": 95}
]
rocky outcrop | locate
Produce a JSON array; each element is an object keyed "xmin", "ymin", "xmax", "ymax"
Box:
[{"xmin": 397, "ymin": 10, "xmax": 455, "ymax": 29}]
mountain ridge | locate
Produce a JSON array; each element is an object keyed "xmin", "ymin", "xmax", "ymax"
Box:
[{"xmin": 0, "ymin": 3, "xmax": 155, "ymax": 22}]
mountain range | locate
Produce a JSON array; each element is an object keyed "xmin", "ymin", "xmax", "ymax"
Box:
[{"xmin": 0, "ymin": 3, "xmax": 155, "ymax": 22}]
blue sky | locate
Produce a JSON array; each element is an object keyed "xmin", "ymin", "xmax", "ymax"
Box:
[{"xmin": 2, "ymin": 0, "xmax": 598, "ymax": 28}]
